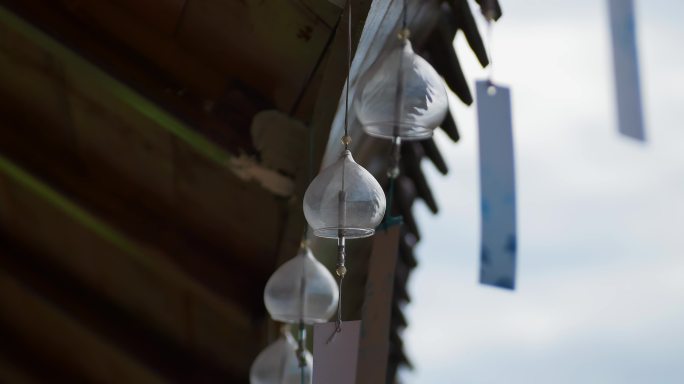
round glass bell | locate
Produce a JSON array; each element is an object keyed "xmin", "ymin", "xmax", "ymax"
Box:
[
  {"xmin": 303, "ymin": 150, "xmax": 386, "ymax": 239},
  {"xmin": 264, "ymin": 245, "xmax": 338, "ymax": 324},
  {"xmin": 354, "ymin": 39, "xmax": 448, "ymax": 140},
  {"xmin": 249, "ymin": 329, "xmax": 312, "ymax": 384}
]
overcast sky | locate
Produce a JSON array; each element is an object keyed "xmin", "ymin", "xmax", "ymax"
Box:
[{"xmin": 403, "ymin": 0, "xmax": 684, "ymax": 383}]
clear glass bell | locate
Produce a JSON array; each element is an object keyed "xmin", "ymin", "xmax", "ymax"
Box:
[
  {"xmin": 303, "ymin": 150, "xmax": 386, "ymax": 239},
  {"xmin": 264, "ymin": 245, "xmax": 338, "ymax": 324},
  {"xmin": 354, "ymin": 38, "xmax": 448, "ymax": 140},
  {"xmin": 249, "ymin": 329, "xmax": 312, "ymax": 384}
]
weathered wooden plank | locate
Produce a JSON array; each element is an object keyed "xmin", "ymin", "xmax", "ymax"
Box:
[
  {"xmin": 0, "ymin": 4, "xmax": 292, "ymax": 193},
  {"xmin": 1, "ymin": 0, "xmax": 258, "ymax": 153},
  {"xmin": 356, "ymin": 226, "xmax": 400, "ymax": 384},
  {"xmin": 110, "ymin": 0, "xmax": 187, "ymax": 35},
  {"xmin": 448, "ymin": 0, "xmax": 489, "ymax": 67},
  {"xmin": 0, "ymin": 317, "xmax": 86, "ymax": 383},
  {"xmin": 299, "ymin": 0, "xmax": 343, "ymax": 28},
  {"xmin": 420, "ymin": 138, "xmax": 449, "ymax": 174},
  {"xmin": 0, "ymin": 358, "xmax": 40, "ymax": 384},
  {"xmin": 176, "ymin": 0, "xmax": 337, "ymax": 109},
  {"xmin": 0, "ymin": 269, "xmax": 166, "ymax": 384},
  {"xmin": 0, "ymin": 122, "xmax": 267, "ymax": 313},
  {"xmin": 58, "ymin": 0, "xmax": 227, "ymax": 98},
  {"xmin": 0, "ymin": 240, "xmax": 243, "ymax": 382},
  {"xmin": 0, "ymin": 155, "xmax": 260, "ymax": 377},
  {"xmin": 0, "ymin": 5, "xmax": 293, "ymax": 271}
]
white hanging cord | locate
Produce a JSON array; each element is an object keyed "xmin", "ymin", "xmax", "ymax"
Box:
[
  {"xmin": 486, "ymin": 18, "xmax": 494, "ymax": 85},
  {"xmin": 484, "ymin": 0, "xmax": 496, "ymax": 88}
]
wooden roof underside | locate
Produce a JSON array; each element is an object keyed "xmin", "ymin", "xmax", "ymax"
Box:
[
  {"xmin": 0, "ymin": 0, "xmax": 344, "ymax": 381},
  {"xmin": 0, "ymin": 0, "xmax": 500, "ymax": 382}
]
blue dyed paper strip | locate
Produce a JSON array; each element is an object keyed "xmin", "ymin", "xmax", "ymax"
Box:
[
  {"xmin": 476, "ymin": 81, "xmax": 517, "ymax": 290},
  {"xmin": 609, "ymin": 0, "xmax": 646, "ymax": 141}
]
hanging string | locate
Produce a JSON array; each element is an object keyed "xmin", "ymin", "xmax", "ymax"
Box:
[
  {"xmin": 486, "ymin": 19, "xmax": 494, "ymax": 85},
  {"xmin": 402, "ymin": 0, "xmax": 408, "ymax": 30},
  {"xmin": 380, "ymin": 0, "xmax": 409, "ymax": 230},
  {"xmin": 297, "ymin": 80, "xmax": 316, "ymax": 384},
  {"xmin": 295, "ymin": 268, "xmax": 308, "ymax": 384},
  {"xmin": 302, "ymin": 96, "xmax": 315, "ymax": 242},
  {"xmin": 484, "ymin": 0, "xmax": 496, "ymax": 89},
  {"xmin": 393, "ymin": 0, "xmax": 407, "ymax": 140},
  {"xmin": 329, "ymin": 0, "xmax": 353, "ymax": 342},
  {"xmin": 342, "ymin": 0, "xmax": 352, "ymax": 151},
  {"xmin": 380, "ymin": 137, "xmax": 403, "ymax": 229},
  {"xmin": 330, "ymin": 232, "xmax": 346, "ymax": 339},
  {"xmin": 335, "ymin": 268, "xmax": 344, "ymax": 327}
]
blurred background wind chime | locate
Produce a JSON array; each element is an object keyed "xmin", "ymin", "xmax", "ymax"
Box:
[{"xmin": 355, "ymin": 0, "xmax": 449, "ymax": 224}]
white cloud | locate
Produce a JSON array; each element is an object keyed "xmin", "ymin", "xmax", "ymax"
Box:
[{"xmin": 402, "ymin": 1, "xmax": 684, "ymax": 383}]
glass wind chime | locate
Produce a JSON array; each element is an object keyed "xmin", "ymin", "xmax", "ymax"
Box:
[
  {"xmin": 252, "ymin": 0, "xmax": 449, "ymax": 382},
  {"xmin": 250, "ymin": 241, "xmax": 338, "ymax": 384},
  {"xmin": 303, "ymin": 0, "xmax": 385, "ymax": 335},
  {"xmin": 354, "ymin": 0, "xmax": 448, "ymax": 182}
]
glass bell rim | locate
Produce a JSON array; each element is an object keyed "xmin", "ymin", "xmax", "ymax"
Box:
[
  {"xmin": 270, "ymin": 312, "xmax": 333, "ymax": 324},
  {"xmin": 362, "ymin": 121, "xmax": 435, "ymax": 141},
  {"xmin": 313, "ymin": 226, "xmax": 375, "ymax": 239}
]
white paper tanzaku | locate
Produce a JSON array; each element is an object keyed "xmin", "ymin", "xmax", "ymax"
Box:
[
  {"xmin": 476, "ymin": 81, "xmax": 517, "ymax": 290},
  {"xmin": 313, "ymin": 320, "xmax": 361, "ymax": 384}
]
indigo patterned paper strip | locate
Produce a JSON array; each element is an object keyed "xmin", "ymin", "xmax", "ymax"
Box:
[
  {"xmin": 609, "ymin": 0, "xmax": 646, "ymax": 141},
  {"xmin": 476, "ymin": 81, "xmax": 517, "ymax": 290}
]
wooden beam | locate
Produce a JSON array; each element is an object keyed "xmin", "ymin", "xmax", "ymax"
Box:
[
  {"xmin": 0, "ymin": 358, "xmax": 41, "ymax": 384},
  {"xmin": 0, "ymin": 268, "xmax": 166, "ymax": 384},
  {"xmin": 109, "ymin": 0, "xmax": 188, "ymax": 36},
  {"xmin": 0, "ymin": 324, "xmax": 84, "ymax": 384},
  {"xmin": 175, "ymin": 0, "xmax": 338, "ymax": 110},
  {"xmin": 0, "ymin": 4, "xmax": 293, "ymax": 273},
  {"xmin": 0, "ymin": 123, "xmax": 268, "ymax": 314},
  {"xmin": 56, "ymin": 0, "xmax": 227, "ymax": 97},
  {"xmin": 1, "ymin": 0, "xmax": 261, "ymax": 153},
  {"xmin": 0, "ymin": 155, "xmax": 261, "ymax": 377},
  {"xmin": 0, "ymin": 240, "xmax": 242, "ymax": 382}
]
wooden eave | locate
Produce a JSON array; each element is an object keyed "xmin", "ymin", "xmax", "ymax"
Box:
[{"xmin": 0, "ymin": 0, "xmax": 502, "ymax": 382}]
